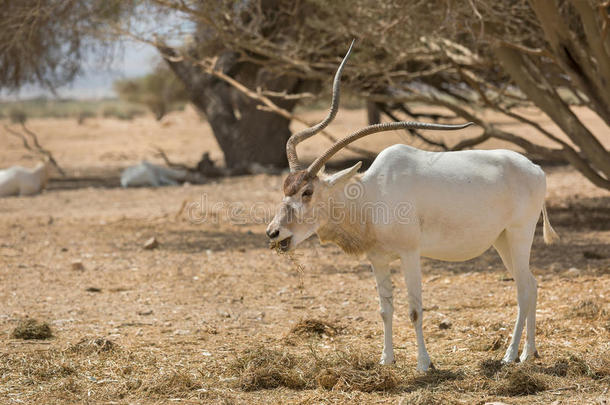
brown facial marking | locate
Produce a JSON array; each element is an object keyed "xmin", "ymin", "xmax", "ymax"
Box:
[{"xmin": 283, "ymin": 170, "xmax": 310, "ymax": 196}]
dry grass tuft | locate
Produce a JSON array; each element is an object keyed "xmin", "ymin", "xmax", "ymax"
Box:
[
  {"xmin": 492, "ymin": 366, "xmax": 547, "ymax": 396},
  {"xmin": 68, "ymin": 337, "xmax": 117, "ymax": 354},
  {"xmin": 314, "ymin": 349, "xmax": 399, "ymax": 392},
  {"xmin": 551, "ymin": 355, "xmax": 610, "ymax": 380},
  {"xmin": 400, "ymin": 390, "xmax": 445, "ymax": 405},
  {"xmin": 540, "ymin": 355, "xmax": 591, "ymax": 377},
  {"xmin": 569, "ymin": 299, "xmax": 607, "ymax": 319},
  {"xmin": 290, "ymin": 318, "xmax": 341, "ymax": 337},
  {"xmin": 479, "ymin": 358, "xmax": 504, "ymax": 377},
  {"xmin": 142, "ymin": 370, "xmax": 203, "ymax": 397},
  {"xmin": 591, "ymin": 357, "xmax": 610, "ymax": 380},
  {"xmin": 23, "ymin": 354, "xmax": 76, "ymax": 381},
  {"xmin": 0, "ymin": 345, "xmax": 217, "ymax": 402},
  {"xmin": 229, "ymin": 345, "xmax": 399, "ymax": 392},
  {"xmin": 11, "ymin": 319, "xmax": 53, "ymax": 340},
  {"xmin": 407, "ymin": 368, "xmax": 463, "ymax": 389},
  {"xmin": 230, "ymin": 346, "xmax": 309, "ymax": 391}
]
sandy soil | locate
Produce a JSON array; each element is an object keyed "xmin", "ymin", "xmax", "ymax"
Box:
[{"xmin": 0, "ymin": 110, "xmax": 608, "ymax": 404}]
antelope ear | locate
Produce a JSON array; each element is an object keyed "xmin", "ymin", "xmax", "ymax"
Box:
[{"xmin": 324, "ymin": 161, "xmax": 362, "ymax": 186}]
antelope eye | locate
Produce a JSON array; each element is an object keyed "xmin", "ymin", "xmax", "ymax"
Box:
[{"xmin": 302, "ymin": 189, "xmax": 313, "ymax": 198}]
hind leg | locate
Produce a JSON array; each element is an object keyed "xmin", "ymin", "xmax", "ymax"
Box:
[
  {"xmin": 494, "ymin": 226, "xmax": 538, "ymax": 363},
  {"xmin": 513, "ymin": 228, "xmax": 539, "ymax": 363},
  {"xmin": 401, "ymin": 250, "xmax": 432, "ymax": 371}
]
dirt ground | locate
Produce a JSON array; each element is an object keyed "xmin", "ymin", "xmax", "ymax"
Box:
[{"xmin": 0, "ymin": 108, "xmax": 608, "ymax": 404}]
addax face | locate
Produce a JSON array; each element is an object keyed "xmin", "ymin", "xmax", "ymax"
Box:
[
  {"xmin": 266, "ymin": 171, "xmax": 322, "ymax": 252},
  {"xmin": 266, "ymin": 162, "xmax": 363, "ymax": 252}
]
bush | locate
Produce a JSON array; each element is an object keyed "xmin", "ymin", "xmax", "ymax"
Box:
[
  {"xmin": 101, "ymin": 105, "xmax": 145, "ymax": 121},
  {"xmin": 77, "ymin": 110, "xmax": 96, "ymax": 124},
  {"xmin": 114, "ymin": 64, "xmax": 188, "ymax": 120},
  {"xmin": 8, "ymin": 107, "xmax": 27, "ymax": 124}
]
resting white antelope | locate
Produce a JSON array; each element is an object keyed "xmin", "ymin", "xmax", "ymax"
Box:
[
  {"xmin": 0, "ymin": 159, "xmax": 52, "ymax": 197},
  {"xmin": 266, "ymin": 42, "xmax": 559, "ymax": 371},
  {"xmin": 120, "ymin": 160, "xmax": 187, "ymax": 188}
]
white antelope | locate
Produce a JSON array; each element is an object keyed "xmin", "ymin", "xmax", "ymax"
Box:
[
  {"xmin": 0, "ymin": 159, "xmax": 53, "ymax": 197},
  {"xmin": 120, "ymin": 160, "xmax": 187, "ymax": 188},
  {"xmin": 266, "ymin": 42, "xmax": 559, "ymax": 371}
]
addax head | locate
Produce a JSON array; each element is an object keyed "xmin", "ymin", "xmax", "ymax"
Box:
[
  {"xmin": 266, "ymin": 162, "xmax": 362, "ymax": 252},
  {"xmin": 266, "ymin": 41, "xmax": 355, "ymax": 252}
]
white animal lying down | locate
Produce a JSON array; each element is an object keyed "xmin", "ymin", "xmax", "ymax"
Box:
[
  {"xmin": 120, "ymin": 160, "xmax": 187, "ymax": 188},
  {"xmin": 0, "ymin": 161, "xmax": 51, "ymax": 197},
  {"xmin": 266, "ymin": 42, "xmax": 559, "ymax": 371}
]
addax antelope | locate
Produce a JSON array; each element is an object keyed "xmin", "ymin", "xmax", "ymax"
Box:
[
  {"xmin": 266, "ymin": 42, "xmax": 558, "ymax": 371},
  {"xmin": 0, "ymin": 158, "xmax": 53, "ymax": 197}
]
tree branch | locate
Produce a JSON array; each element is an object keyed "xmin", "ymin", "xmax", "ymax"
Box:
[
  {"xmin": 151, "ymin": 146, "xmax": 193, "ymax": 171},
  {"xmin": 4, "ymin": 124, "xmax": 65, "ymax": 176},
  {"xmin": 378, "ymin": 104, "xmax": 449, "ymax": 150}
]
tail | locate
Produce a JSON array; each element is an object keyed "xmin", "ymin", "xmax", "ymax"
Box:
[{"xmin": 542, "ymin": 203, "xmax": 560, "ymax": 244}]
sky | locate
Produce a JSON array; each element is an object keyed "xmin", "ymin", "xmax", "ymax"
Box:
[{"xmin": 1, "ymin": 41, "xmax": 159, "ymax": 101}]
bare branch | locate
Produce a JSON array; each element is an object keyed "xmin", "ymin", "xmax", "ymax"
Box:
[
  {"xmin": 256, "ymin": 88, "xmax": 315, "ymax": 100},
  {"xmin": 151, "ymin": 146, "xmax": 193, "ymax": 171},
  {"xmin": 450, "ymin": 132, "xmax": 491, "ymax": 151},
  {"xmin": 398, "ymin": 104, "xmax": 457, "ymax": 122},
  {"xmin": 497, "ymin": 41, "xmax": 552, "ymax": 59},
  {"xmin": 378, "ymin": 104, "xmax": 449, "ymax": 150},
  {"xmin": 4, "ymin": 124, "xmax": 65, "ymax": 176}
]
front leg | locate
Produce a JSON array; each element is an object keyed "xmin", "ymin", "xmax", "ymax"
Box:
[
  {"xmin": 370, "ymin": 256, "xmax": 394, "ymax": 365},
  {"xmin": 401, "ymin": 251, "xmax": 432, "ymax": 372}
]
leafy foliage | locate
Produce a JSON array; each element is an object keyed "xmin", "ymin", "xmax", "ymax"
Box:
[{"xmin": 0, "ymin": 0, "xmax": 132, "ymax": 90}]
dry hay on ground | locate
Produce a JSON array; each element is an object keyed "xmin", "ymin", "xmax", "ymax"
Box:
[
  {"xmin": 569, "ymin": 298, "xmax": 608, "ymax": 320},
  {"xmin": 1, "ymin": 179, "xmax": 608, "ymax": 403},
  {"xmin": 11, "ymin": 319, "xmax": 53, "ymax": 340},
  {"xmin": 229, "ymin": 346, "xmax": 309, "ymax": 391},
  {"xmin": 0, "ymin": 337, "xmax": 227, "ymax": 403},
  {"xmin": 68, "ymin": 337, "xmax": 116, "ymax": 354},
  {"xmin": 229, "ymin": 345, "xmax": 399, "ymax": 392},
  {"xmin": 479, "ymin": 358, "xmax": 504, "ymax": 378},
  {"xmin": 289, "ymin": 318, "xmax": 342, "ymax": 337},
  {"xmin": 491, "ymin": 366, "xmax": 547, "ymax": 396},
  {"xmin": 313, "ymin": 349, "xmax": 399, "ymax": 392}
]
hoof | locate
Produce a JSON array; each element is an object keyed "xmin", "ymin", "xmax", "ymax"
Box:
[
  {"xmin": 416, "ymin": 359, "xmax": 433, "ymax": 372},
  {"xmin": 502, "ymin": 349, "xmax": 519, "ymax": 364},
  {"xmin": 380, "ymin": 356, "xmax": 395, "ymax": 365},
  {"xmin": 519, "ymin": 349, "xmax": 539, "ymax": 363}
]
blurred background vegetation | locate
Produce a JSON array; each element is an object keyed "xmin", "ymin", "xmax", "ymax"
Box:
[
  {"xmin": 113, "ymin": 64, "xmax": 188, "ymax": 120},
  {"xmin": 1, "ymin": 0, "xmax": 608, "ymax": 188},
  {"xmin": 0, "ymin": 98, "xmax": 146, "ymax": 122}
]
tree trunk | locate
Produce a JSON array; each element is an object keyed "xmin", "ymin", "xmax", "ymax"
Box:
[
  {"xmin": 366, "ymin": 101, "xmax": 381, "ymax": 124},
  {"xmin": 158, "ymin": 47, "xmax": 303, "ymax": 171}
]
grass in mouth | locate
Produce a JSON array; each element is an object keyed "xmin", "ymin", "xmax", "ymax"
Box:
[{"xmin": 271, "ymin": 242, "xmax": 306, "ymax": 289}]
